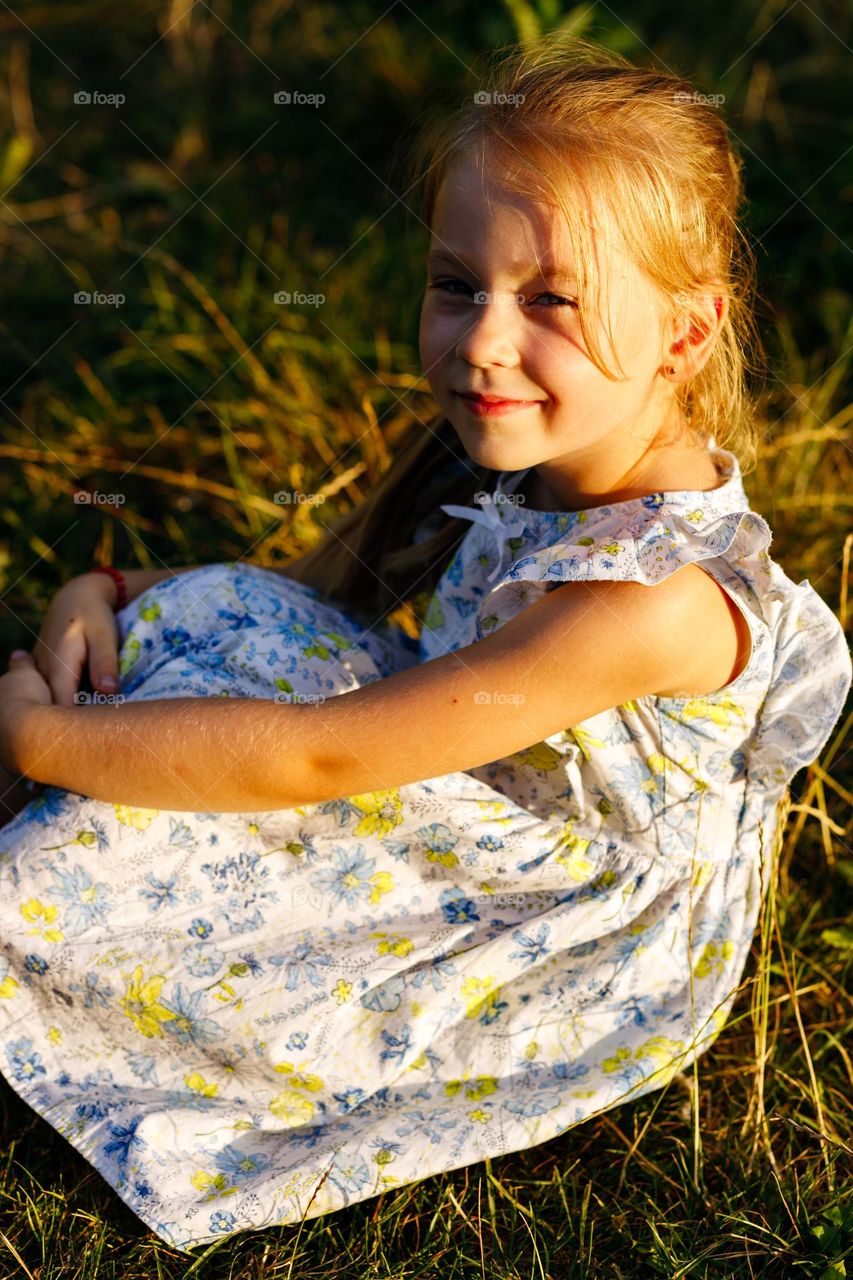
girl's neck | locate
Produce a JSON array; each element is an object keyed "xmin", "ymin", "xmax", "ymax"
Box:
[{"xmin": 517, "ymin": 439, "xmax": 724, "ymax": 513}]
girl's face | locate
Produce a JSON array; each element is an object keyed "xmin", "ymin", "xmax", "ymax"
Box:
[{"xmin": 418, "ymin": 153, "xmax": 684, "ymax": 504}]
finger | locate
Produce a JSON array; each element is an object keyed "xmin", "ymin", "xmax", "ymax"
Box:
[
  {"xmin": 48, "ymin": 657, "xmax": 85, "ymax": 708},
  {"xmin": 8, "ymin": 650, "xmax": 35, "ymax": 666},
  {"xmin": 87, "ymin": 635, "xmax": 120, "ymax": 692}
]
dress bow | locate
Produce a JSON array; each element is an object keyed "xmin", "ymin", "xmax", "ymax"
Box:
[{"xmin": 440, "ymin": 492, "xmax": 529, "ymax": 584}]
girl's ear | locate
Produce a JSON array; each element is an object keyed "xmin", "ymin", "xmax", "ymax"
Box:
[{"xmin": 664, "ymin": 288, "xmax": 727, "ymax": 380}]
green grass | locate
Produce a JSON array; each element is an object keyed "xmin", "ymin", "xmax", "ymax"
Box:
[{"xmin": 0, "ymin": 2, "xmax": 851, "ymax": 1276}]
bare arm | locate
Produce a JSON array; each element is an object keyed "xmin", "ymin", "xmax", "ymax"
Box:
[{"xmin": 9, "ymin": 562, "xmax": 740, "ymax": 813}]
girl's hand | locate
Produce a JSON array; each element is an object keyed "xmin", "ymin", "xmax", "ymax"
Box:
[
  {"xmin": 33, "ymin": 571, "xmax": 121, "ymax": 707},
  {"xmin": 0, "ymin": 650, "xmax": 53, "ymax": 803}
]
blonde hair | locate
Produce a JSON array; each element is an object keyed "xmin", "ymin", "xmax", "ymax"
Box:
[{"xmin": 285, "ymin": 32, "xmax": 765, "ymax": 629}]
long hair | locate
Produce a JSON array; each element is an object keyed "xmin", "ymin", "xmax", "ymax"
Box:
[{"xmin": 284, "ymin": 32, "xmax": 765, "ymax": 629}]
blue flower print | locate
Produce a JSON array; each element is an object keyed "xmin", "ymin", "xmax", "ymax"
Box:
[
  {"xmin": 395, "ymin": 1107, "xmax": 458, "ymax": 1145},
  {"xmin": 162, "ymin": 985, "xmax": 224, "ymax": 1047},
  {"xmin": 50, "ymin": 865, "xmax": 114, "ymax": 935},
  {"xmin": 7, "ymin": 1037, "xmax": 46, "ymax": 1083},
  {"xmin": 476, "ymin": 833, "xmax": 504, "ymax": 852},
  {"xmin": 103, "ymin": 1115, "xmax": 146, "ymax": 1165},
  {"xmin": 328, "ymin": 1152, "xmax": 370, "ymax": 1197},
  {"xmin": 286, "ymin": 1031, "xmax": 308, "ymax": 1051},
  {"xmin": 124, "ymin": 1051, "xmax": 159, "ymax": 1084},
  {"xmin": 69, "ymin": 972, "xmax": 114, "ymax": 1008},
  {"xmin": 269, "ymin": 937, "xmax": 333, "ymax": 990},
  {"xmin": 310, "ymin": 845, "xmax": 376, "ymax": 909},
  {"xmin": 181, "ymin": 943, "xmax": 225, "ymax": 978},
  {"xmin": 28, "ymin": 787, "xmax": 72, "ymax": 825},
  {"xmin": 187, "ymin": 918, "xmax": 213, "ymax": 939},
  {"xmin": 139, "ymin": 874, "xmax": 179, "ymax": 912},
  {"xmin": 415, "ymin": 823, "xmax": 458, "ymax": 858},
  {"xmin": 333, "ymin": 1086, "xmax": 367, "ymax": 1113},
  {"xmin": 24, "ymin": 955, "xmax": 48, "ymax": 975},
  {"xmin": 379, "ymin": 1025, "xmax": 413, "ymax": 1064},
  {"xmin": 508, "ymin": 924, "xmax": 551, "ymax": 968},
  {"xmin": 214, "ymin": 1143, "xmax": 270, "ymax": 1181},
  {"xmin": 209, "ymin": 1210, "xmax": 237, "ymax": 1234},
  {"xmin": 199, "ymin": 851, "xmax": 274, "ymax": 934},
  {"xmin": 438, "ymin": 887, "xmax": 480, "ymax": 925},
  {"xmin": 504, "ymin": 1092, "xmax": 560, "ymax": 1117}
]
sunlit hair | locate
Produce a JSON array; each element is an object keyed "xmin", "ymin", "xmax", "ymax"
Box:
[{"xmin": 284, "ymin": 31, "xmax": 765, "ymax": 630}]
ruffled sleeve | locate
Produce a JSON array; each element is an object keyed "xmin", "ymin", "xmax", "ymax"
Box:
[{"xmin": 475, "ymin": 499, "xmax": 851, "ymax": 803}]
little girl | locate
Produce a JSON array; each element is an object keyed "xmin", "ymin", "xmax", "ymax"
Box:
[{"xmin": 0, "ymin": 34, "xmax": 849, "ymax": 1252}]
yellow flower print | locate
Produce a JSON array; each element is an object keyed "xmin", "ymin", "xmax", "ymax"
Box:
[
  {"xmin": 370, "ymin": 931, "xmax": 413, "ymax": 959},
  {"xmin": 445, "ymin": 1074, "xmax": 498, "ymax": 1100},
  {"xmin": 638, "ymin": 1036, "xmax": 685, "ymax": 1065},
  {"xmin": 0, "ymin": 966, "xmax": 17, "ymax": 1000},
  {"xmin": 693, "ymin": 940, "xmax": 734, "ymax": 979},
  {"xmin": 468, "ymin": 1108, "xmax": 492, "ymax": 1123},
  {"xmin": 268, "ymin": 1089, "xmax": 315, "ymax": 1127},
  {"xmin": 41, "ymin": 829, "xmax": 98, "ymax": 851},
  {"xmin": 119, "ymin": 637, "xmax": 141, "ymax": 676},
  {"xmin": 556, "ymin": 846, "xmax": 594, "ymax": 881},
  {"xmin": 368, "ymin": 870, "xmax": 394, "ymax": 904},
  {"xmin": 47, "ymin": 1027, "xmax": 62, "ymax": 1044},
  {"xmin": 190, "ymin": 1170, "xmax": 236, "ymax": 1200},
  {"xmin": 350, "ymin": 789, "xmax": 404, "ymax": 838},
  {"xmin": 120, "ymin": 965, "xmax": 175, "ymax": 1038},
  {"xmin": 677, "ymin": 695, "xmax": 746, "ymax": 728},
  {"xmin": 569, "ymin": 725, "xmax": 607, "ymax": 762},
  {"xmin": 523, "ymin": 1042, "xmax": 538, "ymax": 1061},
  {"xmin": 273, "ymin": 1060, "xmax": 295, "ymax": 1074},
  {"xmin": 332, "ymin": 978, "xmax": 352, "ymax": 1003},
  {"xmin": 684, "ymin": 509, "xmax": 705, "ymax": 524},
  {"xmin": 554, "ymin": 825, "xmax": 594, "ymax": 881},
  {"xmin": 373, "ymin": 1147, "xmax": 395, "ymax": 1166},
  {"xmin": 513, "ymin": 740, "xmax": 563, "ymax": 772},
  {"xmin": 114, "ymin": 804, "xmax": 159, "ymax": 829},
  {"xmin": 288, "ymin": 1071, "xmax": 324, "ymax": 1092},
  {"xmin": 138, "ymin": 599, "xmax": 162, "ymax": 622},
  {"xmin": 460, "ymin": 976, "xmax": 503, "ymax": 1022},
  {"xmin": 185, "ymin": 1072, "xmax": 219, "ymax": 1097},
  {"xmin": 425, "ymin": 848, "xmax": 459, "ymax": 868},
  {"xmin": 475, "ymin": 800, "xmax": 507, "ymax": 819},
  {"xmin": 602, "ymin": 1047, "xmax": 632, "ymax": 1073},
  {"xmin": 692, "ymin": 861, "xmax": 714, "ymax": 892},
  {"xmin": 20, "ymin": 898, "xmax": 64, "ymax": 944}
]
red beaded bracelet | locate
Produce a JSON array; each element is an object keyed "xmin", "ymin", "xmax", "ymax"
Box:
[{"xmin": 90, "ymin": 564, "xmax": 128, "ymax": 611}]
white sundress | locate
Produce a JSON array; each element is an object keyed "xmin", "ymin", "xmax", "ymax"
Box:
[{"xmin": 0, "ymin": 443, "xmax": 848, "ymax": 1251}]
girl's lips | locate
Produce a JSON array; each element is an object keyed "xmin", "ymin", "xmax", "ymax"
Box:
[{"xmin": 456, "ymin": 392, "xmax": 542, "ymax": 417}]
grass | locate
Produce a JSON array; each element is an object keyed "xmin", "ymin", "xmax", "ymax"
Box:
[{"xmin": 0, "ymin": 1, "xmax": 851, "ymax": 1276}]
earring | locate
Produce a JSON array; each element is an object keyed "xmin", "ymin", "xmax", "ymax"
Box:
[{"xmin": 666, "ymin": 365, "xmax": 676, "ymax": 375}]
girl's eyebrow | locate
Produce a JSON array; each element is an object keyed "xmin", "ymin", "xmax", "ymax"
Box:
[{"xmin": 426, "ymin": 248, "xmax": 577, "ymax": 282}]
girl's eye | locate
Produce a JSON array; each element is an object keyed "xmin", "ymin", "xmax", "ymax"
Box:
[
  {"xmin": 426, "ymin": 279, "xmax": 577, "ymax": 309},
  {"xmin": 532, "ymin": 292, "xmax": 578, "ymax": 309}
]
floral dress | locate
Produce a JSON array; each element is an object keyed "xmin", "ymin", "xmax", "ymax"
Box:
[{"xmin": 0, "ymin": 444, "xmax": 848, "ymax": 1251}]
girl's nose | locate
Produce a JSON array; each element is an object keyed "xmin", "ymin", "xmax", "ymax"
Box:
[{"xmin": 454, "ymin": 290, "xmax": 522, "ymax": 366}]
